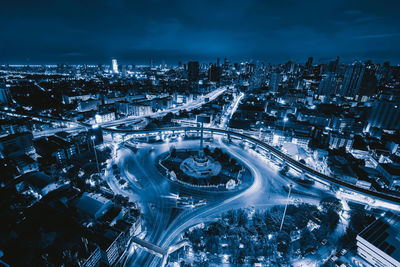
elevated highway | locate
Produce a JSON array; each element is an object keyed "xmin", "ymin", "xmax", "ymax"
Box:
[{"xmin": 103, "ymin": 126, "xmax": 400, "ymax": 206}]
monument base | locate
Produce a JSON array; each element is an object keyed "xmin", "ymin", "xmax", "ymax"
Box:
[{"xmin": 180, "ymin": 154, "xmax": 221, "ymax": 178}]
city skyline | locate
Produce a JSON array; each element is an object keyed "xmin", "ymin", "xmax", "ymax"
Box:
[
  {"xmin": 1, "ymin": 1, "xmax": 400, "ymax": 267},
  {"xmin": 1, "ymin": 0, "xmax": 400, "ymax": 64}
]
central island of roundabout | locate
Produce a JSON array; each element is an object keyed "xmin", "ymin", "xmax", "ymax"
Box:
[{"xmin": 156, "ymin": 121, "xmax": 252, "ymax": 191}]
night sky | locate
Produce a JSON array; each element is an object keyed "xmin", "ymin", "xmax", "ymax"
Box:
[{"xmin": 1, "ymin": 0, "xmax": 400, "ymax": 65}]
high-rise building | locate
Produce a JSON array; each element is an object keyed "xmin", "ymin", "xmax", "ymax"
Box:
[
  {"xmin": 0, "ymin": 84, "xmax": 12, "ymax": 105},
  {"xmin": 305, "ymin": 57, "xmax": 313, "ymax": 73},
  {"xmin": 187, "ymin": 61, "xmax": 200, "ymax": 83},
  {"xmin": 223, "ymin": 58, "xmax": 229, "ymax": 70},
  {"xmin": 112, "ymin": 59, "xmax": 119, "ymax": 74},
  {"xmin": 340, "ymin": 61, "xmax": 365, "ymax": 97},
  {"xmin": 367, "ymin": 100, "xmax": 400, "ymax": 130},
  {"xmin": 359, "ymin": 67, "xmax": 377, "ymax": 96},
  {"xmin": 208, "ymin": 64, "xmax": 222, "ymax": 83},
  {"xmin": 269, "ymin": 72, "xmax": 280, "ymax": 92},
  {"xmin": 357, "ymin": 215, "xmax": 400, "ymax": 267},
  {"xmin": 318, "ymin": 73, "xmax": 337, "ymax": 96},
  {"xmin": 328, "ymin": 56, "xmax": 339, "ymax": 73}
]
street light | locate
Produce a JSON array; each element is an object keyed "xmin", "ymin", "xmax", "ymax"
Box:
[
  {"xmin": 280, "ymin": 183, "xmax": 293, "ymax": 231},
  {"xmin": 91, "ymin": 136, "xmax": 101, "ymax": 176},
  {"xmin": 283, "ymin": 116, "xmax": 288, "ymax": 131}
]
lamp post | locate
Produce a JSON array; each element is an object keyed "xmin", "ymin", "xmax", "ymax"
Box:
[
  {"xmin": 280, "ymin": 184, "xmax": 293, "ymax": 231},
  {"xmin": 283, "ymin": 117, "xmax": 288, "ymax": 132},
  {"xmin": 91, "ymin": 136, "xmax": 101, "ymax": 176}
]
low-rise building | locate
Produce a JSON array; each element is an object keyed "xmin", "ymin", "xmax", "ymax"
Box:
[
  {"xmin": 92, "ymin": 228, "xmax": 123, "ymax": 266},
  {"xmin": 16, "ymin": 171, "xmax": 63, "ymax": 198},
  {"xmin": 34, "ymin": 136, "xmax": 77, "ymax": 163},
  {"xmin": 95, "ymin": 111, "xmax": 115, "ymax": 123},
  {"xmin": 76, "ymin": 192, "xmax": 112, "ymax": 220},
  {"xmin": 0, "ymin": 132, "xmax": 35, "ymax": 158},
  {"xmin": 377, "ymin": 163, "xmax": 400, "ymax": 189},
  {"xmin": 329, "ymin": 132, "xmax": 353, "ymax": 151}
]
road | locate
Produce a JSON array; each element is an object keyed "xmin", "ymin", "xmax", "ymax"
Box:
[
  {"xmin": 15, "ymin": 86, "xmax": 228, "ymax": 138},
  {"xmin": 101, "ymin": 127, "xmax": 400, "ymax": 266},
  {"xmin": 217, "ymin": 92, "xmax": 244, "ymax": 129},
  {"xmin": 109, "ymin": 136, "xmax": 331, "ymax": 266},
  {"xmin": 104, "ymin": 126, "xmax": 400, "ymax": 206}
]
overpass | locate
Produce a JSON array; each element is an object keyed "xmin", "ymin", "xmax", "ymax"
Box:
[
  {"xmin": 2, "ymin": 109, "xmax": 399, "ymax": 206},
  {"xmin": 102, "ymin": 126, "xmax": 400, "ymax": 206},
  {"xmin": 128, "ymin": 236, "xmax": 190, "ymax": 267}
]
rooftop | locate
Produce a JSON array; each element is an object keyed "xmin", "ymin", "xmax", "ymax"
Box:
[
  {"xmin": 76, "ymin": 192, "xmax": 112, "ymax": 218},
  {"xmin": 359, "ymin": 214, "xmax": 400, "ymax": 263}
]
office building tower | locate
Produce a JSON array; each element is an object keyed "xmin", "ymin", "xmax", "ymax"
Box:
[
  {"xmin": 223, "ymin": 58, "xmax": 229, "ymax": 70},
  {"xmin": 340, "ymin": 61, "xmax": 365, "ymax": 97},
  {"xmin": 305, "ymin": 57, "xmax": 313, "ymax": 73},
  {"xmin": 328, "ymin": 56, "xmax": 340, "ymax": 73},
  {"xmin": 359, "ymin": 68, "xmax": 377, "ymax": 96},
  {"xmin": 112, "ymin": 59, "xmax": 119, "ymax": 74},
  {"xmin": 269, "ymin": 72, "xmax": 280, "ymax": 92},
  {"xmin": 318, "ymin": 74, "xmax": 337, "ymax": 96},
  {"xmin": 187, "ymin": 61, "xmax": 200, "ymax": 83},
  {"xmin": 0, "ymin": 84, "xmax": 12, "ymax": 105},
  {"xmin": 208, "ymin": 64, "xmax": 222, "ymax": 82},
  {"xmin": 357, "ymin": 215, "xmax": 400, "ymax": 267},
  {"xmin": 367, "ymin": 100, "xmax": 400, "ymax": 130}
]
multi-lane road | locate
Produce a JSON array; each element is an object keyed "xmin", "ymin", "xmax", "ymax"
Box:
[
  {"xmin": 1, "ymin": 86, "xmax": 228, "ymax": 138},
  {"xmin": 100, "ymin": 126, "xmax": 400, "ymax": 266},
  {"xmin": 109, "ymin": 136, "xmax": 337, "ymax": 266}
]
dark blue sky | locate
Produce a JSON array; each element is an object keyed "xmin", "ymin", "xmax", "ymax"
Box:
[{"xmin": 1, "ymin": 0, "xmax": 399, "ymax": 65}]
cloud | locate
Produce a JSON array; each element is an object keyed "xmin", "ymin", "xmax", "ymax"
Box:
[
  {"xmin": 63, "ymin": 52, "xmax": 82, "ymax": 57},
  {"xmin": 344, "ymin": 10, "xmax": 362, "ymax": 15},
  {"xmin": 353, "ymin": 33, "xmax": 400, "ymax": 39}
]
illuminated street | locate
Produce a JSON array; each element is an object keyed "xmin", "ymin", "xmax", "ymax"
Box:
[{"xmin": 1, "ymin": 1, "xmax": 400, "ymax": 266}]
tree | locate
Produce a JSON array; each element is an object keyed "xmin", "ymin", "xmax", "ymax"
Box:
[
  {"xmin": 205, "ymin": 235, "xmax": 219, "ymax": 254},
  {"xmin": 276, "ymin": 230, "xmax": 291, "ymax": 254},
  {"xmin": 170, "ymin": 147, "xmax": 177, "ymax": 158},
  {"xmin": 237, "ymin": 209, "xmax": 248, "ymax": 227},
  {"xmin": 188, "ymin": 228, "xmax": 204, "ymax": 251},
  {"xmin": 339, "ymin": 209, "xmax": 375, "ymax": 249},
  {"xmin": 299, "ymin": 229, "xmax": 318, "ymax": 255},
  {"xmin": 320, "ymin": 196, "xmax": 342, "ymax": 213},
  {"xmin": 324, "ymin": 209, "xmax": 340, "ymax": 232}
]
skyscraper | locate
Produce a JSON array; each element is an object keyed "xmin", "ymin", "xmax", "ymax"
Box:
[
  {"xmin": 305, "ymin": 57, "xmax": 313, "ymax": 73},
  {"xmin": 187, "ymin": 61, "xmax": 200, "ymax": 83},
  {"xmin": 0, "ymin": 84, "xmax": 11, "ymax": 105},
  {"xmin": 328, "ymin": 56, "xmax": 340, "ymax": 73},
  {"xmin": 269, "ymin": 72, "xmax": 280, "ymax": 92},
  {"xmin": 367, "ymin": 101, "xmax": 400, "ymax": 130},
  {"xmin": 359, "ymin": 68, "xmax": 377, "ymax": 96},
  {"xmin": 340, "ymin": 61, "xmax": 365, "ymax": 97},
  {"xmin": 112, "ymin": 59, "xmax": 119, "ymax": 74},
  {"xmin": 318, "ymin": 74, "xmax": 337, "ymax": 96},
  {"xmin": 208, "ymin": 64, "xmax": 222, "ymax": 83}
]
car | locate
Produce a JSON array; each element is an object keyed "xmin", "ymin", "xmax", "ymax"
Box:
[
  {"xmin": 321, "ymin": 239, "xmax": 328, "ymax": 245},
  {"xmin": 340, "ymin": 249, "xmax": 348, "ymax": 256},
  {"xmin": 330, "ymin": 256, "xmax": 338, "ymax": 262}
]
